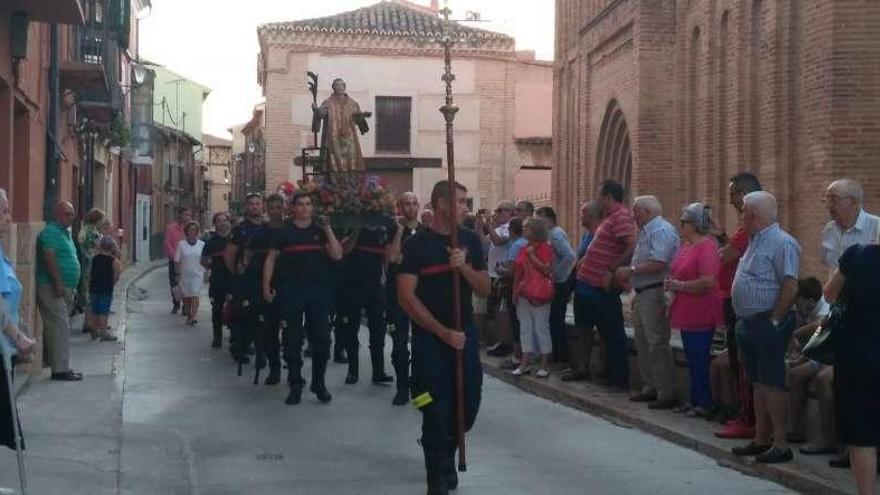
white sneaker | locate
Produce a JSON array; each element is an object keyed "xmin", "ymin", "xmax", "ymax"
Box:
[
  {"xmin": 535, "ymin": 368, "xmax": 550, "ymax": 378},
  {"xmin": 511, "ymin": 366, "xmax": 531, "ymax": 376}
]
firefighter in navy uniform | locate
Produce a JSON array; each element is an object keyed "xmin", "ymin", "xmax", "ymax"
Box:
[
  {"xmin": 263, "ymin": 190, "xmax": 343, "ymax": 405},
  {"xmin": 385, "ymin": 192, "xmax": 423, "ymax": 406},
  {"xmin": 336, "ymin": 216, "xmax": 396, "ymax": 385},
  {"xmin": 247, "ymin": 193, "xmax": 286, "ymax": 385},
  {"xmin": 201, "ymin": 212, "xmax": 233, "ymax": 349},
  {"xmin": 397, "ymin": 181, "xmax": 490, "ymax": 495},
  {"xmin": 223, "ymin": 193, "xmax": 264, "ymax": 366}
]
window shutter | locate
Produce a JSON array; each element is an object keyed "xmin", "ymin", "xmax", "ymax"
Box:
[{"xmin": 376, "ymin": 96, "xmax": 411, "ymax": 153}]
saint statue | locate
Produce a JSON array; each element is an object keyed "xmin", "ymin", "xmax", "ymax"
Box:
[{"xmin": 311, "ymin": 78, "xmax": 371, "ymax": 174}]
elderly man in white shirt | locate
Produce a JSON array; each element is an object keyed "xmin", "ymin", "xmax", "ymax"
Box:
[
  {"xmin": 484, "ymin": 200, "xmax": 516, "ymax": 356},
  {"xmin": 821, "ymin": 179, "xmax": 880, "ymax": 274}
]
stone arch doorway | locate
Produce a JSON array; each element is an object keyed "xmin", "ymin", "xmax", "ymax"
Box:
[{"xmin": 595, "ymin": 100, "xmax": 632, "ymax": 194}]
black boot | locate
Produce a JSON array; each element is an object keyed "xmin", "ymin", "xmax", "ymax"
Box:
[
  {"xmin": 424, "ymin": 445, "xmax": 450, "ymax": 495},
  {"xmin": 444, "ymin": 442, "xmax": 459, "ymax": 490},
  {"xmin": 333, "ymin": 345, "xmax": 348, "ymax": 364},
  {"xmin": 285, "ymin": 385, "xmax": 302, "ymax": 405},
  {"xmin": 265, "ymin": 361, "xmax": 281, "ymax": 385},
  {"xmin": 345, "ymin": 351, "xmax": 359, "ymax": 384},
  {"xmin": 310, "ymin": 359, "xmax": 332, "ymax": 403},
  {"xmin": 392, "ymin": 389, "xmax": 409, "ymax": 406},
  {"xmin": 371, "ymin": 349, "xmax": 393, "ymax": 384}
]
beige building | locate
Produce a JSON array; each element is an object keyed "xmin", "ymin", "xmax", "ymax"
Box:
[
  {"xmin": 255, "ymin": 0, "xmax": 552, "ymax": 209},
  {"xmin": 203, "ymin": 134, "xmax": 233, "ymax": 220}
]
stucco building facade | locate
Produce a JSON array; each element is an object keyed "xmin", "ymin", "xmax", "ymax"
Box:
[
  {"xmin": 255, "ymin": 0, "xmax": 552, "ymax": 210},
  {"xmin": 203, "ymin": 134, "xmax": 232, "ymax": 222},
  {"xmin": 553, "ymin": 0, "xmax": 880, "ymax": 276}
]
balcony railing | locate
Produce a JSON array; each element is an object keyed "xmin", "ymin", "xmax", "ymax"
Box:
[
  {"xmin": 66, "ymin": 25, "xmax": 106, "ymax": 68},
  {"xmin": 62, "ymin": 24, "xmax": 123, "ymax": 122}
]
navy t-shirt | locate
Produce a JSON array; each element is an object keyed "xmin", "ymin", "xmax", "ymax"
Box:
[
  {"xmin": 228, "ymin": 218, "xmax": 263, "ymax": 296},
  {"xmin": 342, "ymin": 217, "xmax": 397, "ymax": 284},
  {"xmin": 398, "ymin": 227, "xmax": 487, "ymax": 329},
  {"xmin": 272, "ymin": 223, "xmax": 330, "ymax": 288},
  {"xmin": 387, "ymin": 222, "xmax": 423, "ymax": 278},
  {"xmin": 202, "ymin": 231, "xmax": 232, "ymax": 295}
]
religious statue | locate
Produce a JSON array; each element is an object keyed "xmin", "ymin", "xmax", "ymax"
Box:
[{"xmin": 311, "ymin": 78, "xmax": 372, "ymax": 174}]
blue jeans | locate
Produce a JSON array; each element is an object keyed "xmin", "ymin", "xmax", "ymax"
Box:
[{"xmin": 680, "ymin": 329, "xmax": 715, "ymax": 408}]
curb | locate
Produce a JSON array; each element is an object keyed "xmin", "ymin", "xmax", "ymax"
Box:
[
  {"xmin": 13, "ymin": 260, "xmax": 164, "ymax": 399},
  {"xmin": 114, "ymin": 260, "xmax": 166, "ymax": 341},
  {"xmin": 482, "ymin": 356, "xmax": 849, "ymax": 495}
]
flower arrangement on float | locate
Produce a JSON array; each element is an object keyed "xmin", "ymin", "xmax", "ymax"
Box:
[{"xmin": 294, "ymin": 174, "xmax": 395, "ymax": 229}]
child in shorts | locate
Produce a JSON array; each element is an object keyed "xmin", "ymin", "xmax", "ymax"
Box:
[{"xmin": 89, "ymin": 236, "xmax": 121, "ymax": 341}]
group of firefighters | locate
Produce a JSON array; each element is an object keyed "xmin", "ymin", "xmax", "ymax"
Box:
[{"xmin": 194, "ymin": 180, "xmax": 484, "ymax": 494}]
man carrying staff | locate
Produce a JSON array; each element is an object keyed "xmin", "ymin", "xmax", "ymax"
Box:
[
  {"xmin": 398, "ymin": 180, "xmax": 489, "ymax": 494},
  {"xmin": 224, "ymin": 193, "xmax": 264, "ymax": 366},
  {"xmin": 263, "ymin": 190, "xmax": 342, "ymax": 405},
  {"xmin": 386, "ymin": 191, "xmax": 424, "ymax": 406}
]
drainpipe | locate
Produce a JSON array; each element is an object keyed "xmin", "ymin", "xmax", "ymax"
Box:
[{"xmin": 44, "ymin": 24, "xmax": 60, "ymax": 220}]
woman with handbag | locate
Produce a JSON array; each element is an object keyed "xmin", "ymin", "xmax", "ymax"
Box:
[
  {"xmin": 511, "ymin": 217, "xmax": 555, "ymax": 378},
  {"xmin": 824, "ymin": 243, "xmax": 880, "ymax": 495}
]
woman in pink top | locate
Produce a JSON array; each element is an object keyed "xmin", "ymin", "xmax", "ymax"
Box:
[{"xmin": 666, "ymin": 203, "xmax": 723, "ymax": 417}]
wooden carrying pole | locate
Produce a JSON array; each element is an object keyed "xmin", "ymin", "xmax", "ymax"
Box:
[{"xmin": 438, "ymin": 7, "xmax": 467, "ymax": 472}]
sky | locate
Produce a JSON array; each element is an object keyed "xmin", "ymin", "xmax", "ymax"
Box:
[{"xmin": 139, "ymin": 0, "xmax": 555, "ymax": 139}]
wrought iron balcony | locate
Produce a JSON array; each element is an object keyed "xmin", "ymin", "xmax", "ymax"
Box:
[{"xmin": 60, "ymin": 25, "xmax": 123, "ymax": 123}]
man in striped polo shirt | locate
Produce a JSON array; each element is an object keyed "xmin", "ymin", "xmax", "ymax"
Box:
[
  {"xmin": 36, "ymin": 201, "xmax": 83, "ymax": 381},
  {"xmin": 571, "ymin": 180, "xmax": 636, "ymax": 391}
]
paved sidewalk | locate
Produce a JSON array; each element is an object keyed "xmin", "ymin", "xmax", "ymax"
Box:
[
  {"xmin": 482, "ymin": 354, "xmax": 862, "ymax": 495},
  {"xmin": 0, "ymin": 261, "xmax": 162, "ymax": 495}
]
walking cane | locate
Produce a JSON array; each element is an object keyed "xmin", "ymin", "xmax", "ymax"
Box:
[
  {"xmin": 1, "ymin": 337, "xmax": 28, "ymax": 495},
  {"xmin": 438, "ymin": 21, "xmax": 467, "ymax": 473}
]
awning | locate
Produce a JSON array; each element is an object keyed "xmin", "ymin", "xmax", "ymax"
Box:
[{"xmin": 0, "ymin": 0, "xmax": 85, "ymax": 25}]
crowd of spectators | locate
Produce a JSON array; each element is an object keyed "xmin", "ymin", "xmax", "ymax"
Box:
[{"xmin": 477, "ymin": 175, "xmax": 879, "ymax": 491}]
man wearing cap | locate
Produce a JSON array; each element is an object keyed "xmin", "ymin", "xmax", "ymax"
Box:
[{"xmin": 615, "ymin": 196, "xmax": 679, "ymax": 408}]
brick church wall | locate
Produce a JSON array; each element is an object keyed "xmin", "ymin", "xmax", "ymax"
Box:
[{"xmin": 554, "ymin": 0, "xmax": 880, "ymax": 277}]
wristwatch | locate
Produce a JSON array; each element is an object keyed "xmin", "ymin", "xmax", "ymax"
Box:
[{"xmin": 630, "ymin": 265, "xmax": 638, "ymax": 275}]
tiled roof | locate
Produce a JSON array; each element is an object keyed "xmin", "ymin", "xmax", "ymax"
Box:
[
  {"xmin": 260, "ymin": 0, "xmax": 513, "ymax": 43},
  {"xmin": 203, "ymin": 134, "xmax": 232, "ymax": 148}
]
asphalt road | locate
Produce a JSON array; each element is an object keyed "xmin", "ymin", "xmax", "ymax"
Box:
[{"xmin": 3, "ymin": 267, "xmax": 794, "ymax": 494}]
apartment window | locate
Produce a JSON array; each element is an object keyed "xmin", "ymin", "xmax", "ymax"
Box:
[{"xmin": 375, "ymin": 96, "xmax": 411, "ymax": 154}]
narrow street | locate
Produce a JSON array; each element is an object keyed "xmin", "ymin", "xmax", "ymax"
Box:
[{"xmin": 1, "ymin": 267, "xmax": 792, "ymax": 494}]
